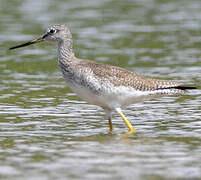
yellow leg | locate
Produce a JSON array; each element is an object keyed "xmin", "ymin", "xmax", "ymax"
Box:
[
  {"xmin": 119, "ymin": 111, "xmax": 135, "ymax": 133},
  {"xmin": 104, "ymin": 109, "xmax": 113, "ymax": 133},
  {"xmin": 108, "ymin": 119, "xmax": 113, "ymax": 133}
]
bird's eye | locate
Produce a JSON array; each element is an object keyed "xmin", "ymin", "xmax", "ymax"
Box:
[{"xmin": 49, "ymin": 29, "xmax": 56, "ymax": 34}]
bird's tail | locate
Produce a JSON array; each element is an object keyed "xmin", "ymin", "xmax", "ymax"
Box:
[{"xmin": 157, "ymin": 85, "xmax": 197, "ymax": 91}]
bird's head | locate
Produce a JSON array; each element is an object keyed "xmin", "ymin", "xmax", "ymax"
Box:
[{"xmin": 9, "ymin": 24, "xmax": 72, "ymax": 50}]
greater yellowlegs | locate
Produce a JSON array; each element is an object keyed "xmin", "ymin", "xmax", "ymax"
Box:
[{"xmin": 9, "ymin": 24, "xmax": 196, "ymax": 133}]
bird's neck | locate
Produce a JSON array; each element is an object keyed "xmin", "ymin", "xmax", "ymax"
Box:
[{"xmin": 58, "ymin": 39, "xmax": 75, "ymax": 63}]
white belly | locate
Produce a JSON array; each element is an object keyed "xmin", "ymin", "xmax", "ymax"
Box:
[{"xmin": 66, "ymin": 82, "xmax": 166, "ymax": 110}]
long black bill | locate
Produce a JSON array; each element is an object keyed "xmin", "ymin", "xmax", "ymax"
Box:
[{"xmin": 9, "ymin": 33, "xmax": 48, "ymax": 50}]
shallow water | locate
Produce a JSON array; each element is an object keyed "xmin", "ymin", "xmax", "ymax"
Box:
[{"xmin": 0, "ymin": 0, "xmax": 201, "ymax": 179}]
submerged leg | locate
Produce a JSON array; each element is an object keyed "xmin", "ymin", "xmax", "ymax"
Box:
[
  {"xmin": 108, "ymin": 117, "xmax": 113, "ymax": 133},
  {"xmin": 104, "ymin": 109, "xmax": 113, "ymax": 133},
  {"xmin": 115, "ymin": 107, "xmax": 135, "ymax": 133}
]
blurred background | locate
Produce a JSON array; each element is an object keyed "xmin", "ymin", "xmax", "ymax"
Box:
[{"xmin": 0, "ymin": 0, "xmax": 201, "ymax": 179}]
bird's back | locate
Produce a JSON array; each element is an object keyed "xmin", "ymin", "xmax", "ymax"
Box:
[{"xmin": 72, "ymin": 59, "xmax": 185, "ymax": 93}]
